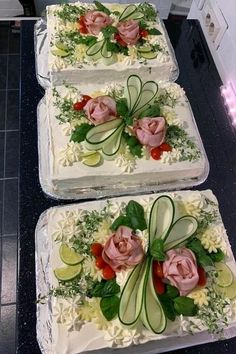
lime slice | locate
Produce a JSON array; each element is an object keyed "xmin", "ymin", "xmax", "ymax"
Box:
[
  {"xmin": 59, "ymin": 244, "xmax": 84, "ymax": 265},
  {"xmin": 82, "ymin": 152, "xmax": 101, "ymax": 166},
  {"xmin": 138, "ymin": 46, "xmax": 153, "ymax": 53},
  {"xmin": 54, "ymin": 264, "xmax": 82, "ymax": 281},
  {"xmin": 80, "ymin": 151, "xmax": 97, "ymax": 158},
  {"xmin": 214, "ymin": 281, "xmax": 236, "ymax": 300},
  {"xmin": 55, "ymin": 41, "xmax": 68, "ymax": 51},
  {"xmin": 140, "ymin": 51, "xmax": 157, "ymax": 60},
  {"xmin": 51, "ymin": 48, "xmax": 69, "ymax": 57},
  {"xmin": 215, "ymin": 262, "xmax": 233, "ymax": 287}
]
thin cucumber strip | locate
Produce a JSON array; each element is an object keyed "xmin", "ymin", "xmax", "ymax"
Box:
[
  {"xmin": 124, "ymin": 75, "xmax": 142, "ymax": 113},
  {"xmin": 119, "ymin": 4, "xmax": 137, "ymax": 21},
  {"xmin": 164, "ymin": 215, "xmax": 198, "ymax": 250},
  {"xmin": 149, "ymin": 195, "xmax": 175, "ymax": 246},
  {"xmin": 101, "ymin": 41, "xmax": 113, "ymax": 59},
  {"xmin": 86, "ymin": 40, "xmax": 104, "ymax": 56},
  {"xmin": 118, "ymin": 259, "xmax": 148, "ymax": 326},
  {"xmin": 127, "ymin": 11, "xmax": 144, "ymax": 20},
  {"xmin": 102, "ymin": 124, "xmax": 124, "ymax": 158},
  {"xmin": 85, "ymin": 118, "xmax": 123, "ymax": 150},
  {"xmin": 132, "ymin": 81, "xmax": 158, "ymax": 116},
  {"xmin": 141, "ymin": 258, "xmax": 166, "ymax": 334}
]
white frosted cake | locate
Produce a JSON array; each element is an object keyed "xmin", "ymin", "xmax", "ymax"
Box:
[
  {"xmin": 40, "ymin": 75, "xmax": 208, "ymax": 196},
  {"xmin": 36, "ymin": 190, "xmax": 236, "ymax": 354},
  {"xmin": 47, "ymin": 1, "xmax": 178, "ymax": 85}
]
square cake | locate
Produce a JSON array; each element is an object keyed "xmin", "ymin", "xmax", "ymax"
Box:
[
  {"xmin": 46, "ymin": 1, "xmax": 179, "ymax": 85},
  {"xmin": 36, "ymin": 190, "xmax": 236, "ymax": 353},
  {"xmin": 39, "ymin": 75, "xmax": 208, "ymax": 197}
]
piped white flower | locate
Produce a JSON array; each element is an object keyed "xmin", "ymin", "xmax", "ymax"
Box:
[
  {"xmin": 59, "ymin": 141, "xmax": 82, "ymax": 166},
  {"xmin": 160, "ymin": 148, "xmax": 181, "ymax": 164},
  {"xmin": 200, "ymin": 225, "xmax": 228, "ymax": 254},
  {"xmin": 52, "ymin": 301, "xmax": 70, "ymax": 324},
  {"xmin": 188, "ymin": 288, "xmax": 209, "ymax": 307},
  {"xmin": 93, "ymin": 219, "xmax": 112, "ymax": 244},
  {"xmin": 83, "ymin": 257, "xmax": 103, "ymax": 282}
]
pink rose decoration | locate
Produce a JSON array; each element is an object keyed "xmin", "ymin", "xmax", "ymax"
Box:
[
  {"xmin": 133, "ymin": 117, "xmax": 166, "ymax": 148},
  {"xmin": 117, "ymin": 20, "xmax": 140, "ymax": 45},
  {"xmin": 102, "ymin": 226, "xmax": 144, "ymax": 272},
  {"xmin": 84, "ymin": 96, "xmax": 117, "ymax": 125},
  {"xmin": 84, "ymin": 10, "xmax": 112, "ymax": 35},
  {"xmin": 163, "ymin": 248, "xmax": 199, "ymax": 296}
]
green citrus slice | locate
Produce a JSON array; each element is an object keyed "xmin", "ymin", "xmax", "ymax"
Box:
[
  {"xmin": 59, "ymin": 244, "xmax": 84, "ymax": 265},
  {"xmin": 51, "ymin": 48, "xmax": 69, "ymax": 57},
  {"xmin": 54, "ymin": 264, "xmax": 82, "ymax": 281},
  {"xmin": 214, "ymin": 281, "xmax": 236, "ymax": 300},
  {"xmin": 82, "ymin": 152, "xmax": 101, "ymax": 166},
  {"xmin": 214, "ymin": 262, "xmax": 233, "ymax": 287},
  {"xmin": 55, "ymin": 42, "xmax": 68, "ymax": 51},
  {"xmin": 140, "ymin": 51, "xmax": 157, "ymax": 60}
]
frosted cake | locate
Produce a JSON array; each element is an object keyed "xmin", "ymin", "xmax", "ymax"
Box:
[
  {"xmin": 36, "ymin": 190, "xmax": 236, "ymax": 353},
  {"xmin": 47, "ymin": 1, "xmax": 178, "ymax": 85},
  {"xmin": 40, "ymin": 75, "xmax": 207, "ymax": 195}
]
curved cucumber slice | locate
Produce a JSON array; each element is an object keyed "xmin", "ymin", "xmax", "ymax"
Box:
[
  {"xmin": 140, "ymin": 51, "xmax": 158, "ymax": 60},
  {"xmin": 102, "ymin": 53, "xmax": 117, "ymax": 66},
  {"xmin": 118, "ymin": 259, "xmax": 148, "ymax": 326},
  {"xmin": 124, "ymin": 75, "xmax": 142, "ymax": 113},
  {"xmin": 119, "ymin": 4, "xmax": 137, "ymax": 21},
  {"xmin": 101, "ymin": 41, "xmax": 113, "ymax": 59},
  {"xmin": 86, "ymin": 40, "xmax": 104, "ymax": 56},
  {"xmin": 133, "ymin": 81, "xmax": 158, "ymax": 116},
  {"xmin": 127, "ymin": 11, "xmax": 144, "ymax": 20},
  {"xmin": 102, "ymin": 123, "xmax": 124, "ymax": 159},
  {"xmin": 164, "ymin": 216, "xmax": 198, "ymax": 250},
  {"xmin": 85, "ymin": 118, "xmax": 123, "ymax": 150},
  {"xmin": 149, "ymin": 195, "xmax": 175, "ymax": 246},
  {"xmin": 51, "ymin": 48, "xmax": 69, "ymax": 57},
  {"xmin": 141, "ymin": 258, "xmax": 166, "ymax": 333}
]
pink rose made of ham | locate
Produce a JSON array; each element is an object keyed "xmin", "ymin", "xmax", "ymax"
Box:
[
  {"xmin": 133, "ymin": 117, "xmax": 166, "ymax": 148},
  {"xmin": 117, "ymin": 20, "xmax": 140, "ymax": 45},
  {"xmin": 83, "ymin": 96, "xmax": 117, "ymax": 125},
  {"xmin": 83, "ymin": 10, "xmax": 113, "ymax": 35},
  {"xmin": 163, "ymin": 248, "xmax": 199, "ymax": 296},
  {"xmin": 102, "ymin": 226, "xmax": 144, "ymax": 272}
]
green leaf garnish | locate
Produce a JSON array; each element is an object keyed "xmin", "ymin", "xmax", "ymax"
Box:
[
  {"xmin": 116, "ymin": 98, "xmax": 129, "ymax": 118},
  {"xmin": 100, "ymin": 295, "xmax": 120, "ymax": 321},
  {"xmin": 158, "ymin": 294, "xmax": 176, "ymax": 321},
  {"xmin": 102, "ymin": 25, "xmax": 117, "ymax": 39},
  {"xmin": 150, "ymin": 239, "xmax": 166, "ymax": 261},
  {"xmin": 165, "ymin": 284, "xmax": 179, "ymax": 299},
  {"xmin": 148, "ymin": 28, "xmax": 162, "ymax": 36},
  {"xmin": 90, "ymin": 279, "xmax": 120, "ymax": 298},
  {"xmin": 139, "ymin": 104, "xmax": 161, "ymax": 119},
  {"xmin": 126, "ymin": 200, "xmax": 147, "ymax": 231},
  {"xmin": 137, "ymin": 2, "xmax": 157, "ymax": 21},
  {"xmin": 111, "ymin": 215, "xmax": 133, "ymax": 231},
  {"xmin": 94, "ymin": 1, "xmax": 111, "ymax": 15},
  {"xmin": 70, "ymin": 124, "xmax": 92, "ymax": 143},
  {"xmin": 209, "ymin": 249, "xmax": 225, "ymax": 262},
  {"xmin": 122, "ymin": 132, "xmax": 143, "ymax": 157},
  {"xmin": 187, "ymin": 238, "xmax": 214, "ymax": 267},
  {"xmin": 174, "ymin": 296, "xmax": 198, "ymax": 316}
]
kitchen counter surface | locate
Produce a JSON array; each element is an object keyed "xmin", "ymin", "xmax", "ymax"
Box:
[{"xmin": 18, "ymin": 20, "xmax": 236, "ymax": 354}]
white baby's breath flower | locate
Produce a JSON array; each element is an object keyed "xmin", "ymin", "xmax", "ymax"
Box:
[{"xmin": 160, "ymin": 148, "xmax": 181, "ymax": 164}]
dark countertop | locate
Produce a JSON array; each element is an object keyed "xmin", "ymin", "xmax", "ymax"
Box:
[{"xmin": 18, "ymin": 20, "xmax": 236, "ymax": 354}]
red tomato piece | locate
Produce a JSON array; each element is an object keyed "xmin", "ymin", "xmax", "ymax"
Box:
[
  {"xmin": 73, "ymin": 95, "xmax": 92, "ymax": 111},
  {"xmin": 153, "ymin": 261, "xmax": 164, "ymax": 278},
  {"xmin": 159, "ymin": 143, "xmax": 172, "ymax": 152},
  {"xmin": 114, "ymin": 33, "xmax": 127, "ymax": 47},
  {"xmin": 78, "ymin": 16, "xmax": 88, "ymax": 34},
  {"xmin": 102, "ymin": 265, "xmax": 116, "ymax": 280},
  {"xmin": 95, "ymin": 256, "xmax": 107, "ymax": 269},
  {"xmin": 197, "ymin": 266, "xmax": 207, "ymax": 286},
  {"xmin": 82, "ymin": 94, "xmax": 92, "ymax": 104},
  {"xmin": 151, "ymin": 147, "xmax": 162, "ymax": 160},
  {"xmin": 153, "ymin": 276, "xmax": 165, "ymax": 295},
  {"xmin": 139, "ymin": 29, "xmax": 149, "ymax": 38},
  {"xmin": 90, "ymin": 243, "xmax": 103, "ymax": 258}
]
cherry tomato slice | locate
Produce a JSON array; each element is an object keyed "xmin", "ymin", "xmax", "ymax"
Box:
[
  {"xmin": 153, "ymin": 261, "xmax": 164, "ymax": 278},
  {"xmin": 114, "ymin": 33, "xmax": 127, "ymax": 47},
  {"xmin": 159, "ymin": 143, "xmax": 172, "ymax": 152},
  {"xmin": 73, "ymin": 95, "xmax": 92, "ymax": 111},
  {"xmin": 102, "ymin": 265, "xmax": 116, "ymax": 280},
  {"xmin": 197, "ymin": 266, "xmax": 207, "ymax": 286},
  {"xmin": 151, "ymin": 147, "xmax": 162, "ymax": 160},
  {"xmin": 153, "ymin": 276, "xmax": 165, "ymax": 295},
  {"xmin": 139, "ymin": 29, "xmax": 149, "ymax": 38},
  {"xmin": 90, "ymin": 243, "xmax": 103, "ymax": 258},
  {"xmin": 95, "ymin": 256, "xmax": 107, "ymax": 269}
]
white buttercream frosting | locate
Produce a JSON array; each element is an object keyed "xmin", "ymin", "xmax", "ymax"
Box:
[
  {"xmin": 188, "ymin": 288, "xmax": 210, "ymax": 307},
  {"xmin": 59, "ymin": 141, "xmax": 82, "ymax": 167},
  {"xmin": 200, "ymin": 225, "xmax": 228, "ymax": 254},
  {"xmin": 160, "ymin": 148, "xmax": 182, "ymax": 164}
]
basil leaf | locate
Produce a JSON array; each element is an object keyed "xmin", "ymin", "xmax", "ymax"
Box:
[
  {"xmin": 150, "ymin": 239, "xmax": 166, "ymax": 261},
  {"xmin": 102, "ymin": 26, "xmax": 117, "ymax": 39},
  {"xmin": 187, "ymin": 238, "xmax": 214, "ymax": 267},
  {"xmin": 126, "ymin": 200, "xmax": 147, "ymax": 231},
  {"xmin": 106, "ymin": 41, "xmax": 120, "ymax": 53},
  {"xmin": 90, "ymin": 279, "xmax": 120, "ymax": 298},
  {"xmin": 166, "ymin": 284, "xmax": 179, "ymax": 299},
  {"xmin": 124, "ymin": 116, "xmax": 134, "ymax": 126},
  {"xmin": 100, "ymin": 295, "xmax": 120, "ymax": 321},
  {"xmin": 139, "ymin": 104, "xmax": 161, "ymax": 119},
  {"xmin": 148, "ymin": 28, "xmax": 162, "ymax": 35},
  {"xmin": 70, "ymin": 123, "xmax": 92, "ymax": 143},
  {"xmin": 90, "ymin": 281, "xmax": 106, "ymax": 297},
  {"xmin": 94, "ymin": 1, "xmax": 111, "ymax": 15},
  {"xmin": 174, "ymin": 296, "xmax": 198, "ymax": 316},
  {"xmin": 158, "ymin": 294, "xmax": 176, "ymax": 321},
  {"xmin": 78, "ymin": 35, "xmax": 97, "ymax": 46},
  {"xmin": 129, "ymin": 144, "xmax": 142, "ymax": 157},
  {"xmin": 111, "ymin": 215, "xmax": 133, "ymax": 231},
  {"xmin": 209, "ymin": 249, "xmax": 225, "ymax": 262},
  {"xmin": 116, "ymin": 98, "xmax": 129, "ymax": 117}
]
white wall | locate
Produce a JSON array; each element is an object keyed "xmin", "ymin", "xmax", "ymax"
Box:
[{"xmin": 0, "ymin": 0, "xmax": 23, "ymax": 17}]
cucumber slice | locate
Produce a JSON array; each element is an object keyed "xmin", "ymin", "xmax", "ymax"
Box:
[
  {"xmin": 118, "ymin": 259, "xmax": 148, "ymax": 326},
  {"xmin": 214, "ymin": 281, "xmax": 236, "ymax": 299},
  {"xmin": 102, "ymin": 123, "xmax": 124, "ymax": 159},
  {"xmin": 214, "ymin": 263, "xmax": 233, "ymax": 288},
  {"xmin": 86, "ymin": 40, "xmax": 104, "ymax": 56},
  {"xmin": 55, "ymin": 42, "xmax": 68, "ymax": 51},
  {"xmin": 54, "ymin": 264, "xmax": 82, "ymax": 281},
  {"xmin": 119, "ymin": 4, "xmax": 137, "ymax": 21},
  {"xmin": 138, "ymin": 46, "xmax": 153, "ymax": 53},
  {"xmin": 51, "ymin": 48, "xmax": 69, "ymax": 58},
  {"xmin": 132, "ymin": 81, "xmax": 158, "ymax": 116},
  {"xmin": 124, "ymin": 75, "xmax": 142, "ymax": 113},
  {"xmin": 164, "ymin": 216, "xmax": 198, "ymax": 250},
  {"xmin": 149, "ymin": 195, "xmax": 175, "ymax": 246},
  {"xmin": 59, "ymin": 244, "xmax": 84, "ymax": 265},
  {"xmin": 140, "ymin": 51, "xmax": 158, "ymax": 60},
  {"xmin": 85, "ymin": 118, "xmax": 123, "ymax": 150},
  {"xmin": 102, "ymin": 53, "xmax": 117, "ymax": 66},
  {"xmin": 101, "ymin": 41, "xmax": 113, "ymax": 59},
  {"xmin": 127, "ymin": 11, "xmax": 144, "ymax": 20},
  {"xmin": 141, "ymin": 258, "xmax": 166, "ymax": 333}
]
